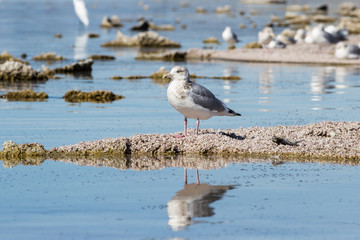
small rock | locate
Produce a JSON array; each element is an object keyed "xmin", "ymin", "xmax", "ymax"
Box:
[
  {"xmin": 196, "ymin": 7, "xmax": 207, "ymax": 13},
  {"xmin": 203, "ymin": 37, "xmax": 221, "ymax": 45},
  {"xmin": 63, "ymin": 90, "xmax": 124, "ymax": 103},
  {"xmin": 0, "ymin": 89, "xmax": 48, "ymax": 101},
  {"xmin": 100, "ymin": 15, "xmax": 123, "ymax": 28},
  {"xmin": 214, "ymin": 5, "xmax": 231, "ymax": 14},
  {"xmin": 32, "ymin": 52, "xmax": 65, "ymax": 61},
  {"xmin": 88, "ymin": 33, "xmax": 100, "ymax": 38},
  {"xmin": 88, "ymin": 55, "xmax": 115, "ymax": 60},
  {"xmin": 54, "ymin": 33, "xmax": 62, "ymax": 38},
  {"xmin": 53, "ymin": 59, "xmax": 93, "ymax": 74},
  {"xmin": 101, "ymin": 30, "xmax": 181, "ymax": 48}
]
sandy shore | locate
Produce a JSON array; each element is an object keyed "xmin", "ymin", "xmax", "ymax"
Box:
[
  {"xmin": 186, "ymin": 35, "xmax": 360, "ymax": 65},
  {"xmin": 1, "ymin": 121, "xmax": 359, "ymax": 167}
]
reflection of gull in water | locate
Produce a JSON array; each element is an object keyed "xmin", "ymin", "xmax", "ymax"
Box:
[
  {"xmin": 310, "ymin": 67, "xmax": 351, "ymax": 95},
  {"xmin": 167, "ymin": 168, "xmax": 234, "ymax": 231},
  {"xmin": 74, "ymin": 33, "xmax": 88, "ymax": 60},
  {"xmin": 259, "ymin": 67, "xmax": 274, "ymax": 94}
]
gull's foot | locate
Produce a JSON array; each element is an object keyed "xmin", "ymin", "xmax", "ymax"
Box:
[{"xmin": 173, "ymin": 134, "xmax": 186, "ymax": 138}]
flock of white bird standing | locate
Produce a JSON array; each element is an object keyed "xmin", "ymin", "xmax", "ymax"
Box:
[
  {"xmin": 222, "ymin": 23, "xmax": 360, "ymax": 60},
  {"xmin": 222, "ymin": 23, "xmax": 360, "ymax": 59}
]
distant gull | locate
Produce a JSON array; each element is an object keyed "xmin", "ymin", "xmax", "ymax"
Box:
[
  {"xmin": 267, "ymin": 38, "xmax": 286, "ymax": 49},
  {"xmin": 294, "ymin": 29, "xmax": 306, "ymax": 43},
  {"xmin": 258, "ymin": 27, "xmax": 275, "ymax": 47},
  {"xmin": 73, "ymin": 0, "xmax": 89, "ymax": 27},
  {"xmin": 308, "ymin": 24, "xmax": 338, "ymax": 44},
  {"xmin": 222, "ymin": 26, "xmax": 239, "ymax": 48},
  {"xmin": 164, "ymin": 66, "xmax": 241, "ymax": 137},
  {"xmin": 335, "ymin": 42, "xmax": 360, "ymax": 59}
]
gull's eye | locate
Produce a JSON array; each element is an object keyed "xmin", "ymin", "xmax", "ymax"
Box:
[{"xmin": 176, "ymin": 70, "xmax": 182, "ymax": 73}]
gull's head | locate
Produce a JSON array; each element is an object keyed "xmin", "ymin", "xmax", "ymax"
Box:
[
  {"xmin": 224, "ymin": 26, "xmax": 231, "ymax": 32},
  {"xmin": 336, "ymin": 42, "xmax": 346, "ymax": 50},
  {"xmin": 163, "ymin": 66, "xmax": 190, "ymax": 81},
  {"xmin": 263, "ymin": 27, "xmax": 275, "ymax": 38}
]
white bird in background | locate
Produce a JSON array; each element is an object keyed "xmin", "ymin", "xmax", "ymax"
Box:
[
  {"xmin": 164, "ymin": 66, "xmax": 241, "ymax": 137},
  {"xmin": 335, "ymin": 42, "xmax": 360, "ymax": 59},
  {"xmin": 73, "ymin": 0, "xmax": 89, "ymax": 27},
  {"xmin": 222, "ymin": 26, "xmax": 239, "ymax": 48},
  {"xmin": 258, "ymin": 26, "xmax": 275, "ymax": 47}
]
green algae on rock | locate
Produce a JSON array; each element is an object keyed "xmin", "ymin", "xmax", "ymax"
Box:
[
  {"xmin": 0, "ymin": 89, "xmax": 48, "ymax": 101},
  {"xmin": 101, "ymin": 30, "xmax": 181, "ymax": 48},
  {"xmin": 0, "ymin": 141, "xmax": 47, "ymax": 160},
  {"xmin": 203, "ymin": 37, "xmax": 221, "ymax": 45},
  {"xmin": 32, "ymin": 52, "xmax": 65, "ymax": 61},
  {"xmin": 63, "ymin": 90, "xmax": 125, "ymax": 103}
]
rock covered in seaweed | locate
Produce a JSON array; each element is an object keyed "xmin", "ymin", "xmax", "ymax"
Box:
[
  {"xmin": 0, "ymin": 61, "xmax": 48, "ymax": 81},
  {"xmin": 62, "ymin": 90, "xmax": 125, "ymax": 103},
  {"xmin": 0, "ymin": 89, "xmax": 48, "ymax": 101},
  {"xmin": 1, "ymin": 141, "xmax": 47, "ymax": 159},
  {"xmin": 101, "ymin": 30, "xmax": 181, "ymax": 48},
  {"xmin": 32, "ymin": 52, "xmax": 65, "ymax": 61}
]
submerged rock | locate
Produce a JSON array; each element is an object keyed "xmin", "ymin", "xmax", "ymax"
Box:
[
  {"xmin": 32, "ymin": 52, "xmax": 65, "ymax": 61},
  {"xmin": 53, "ymin": 59, "xmax": 93, "ymax": 74},
  {"xmin": 136, "ymin": 50, "xmax": 187, "ymax": 60},
  {"xmin": 0, "ymin": 61, "xmax": 47, "ymax": 81},
  {"xmin": 98, "ymin": 30, "xmax": 182, "ymax": 48},
  {"xmin": 149, "ymin": 23, "xmax": 175, "ymax": 31},
  {"xmin": 88, "ymin": 55, "xmax": 116, "ymax": 60},
  {"xmin": 63, "ymin": 90, "xmax": 124, "ymax": 103},
  {"xmin": 0, "ymin": 89, "xmax": 48, "ymax": 101},
  {"xmin": 203, "ymin": 37, "xmax": 221, "ymax": 45}
]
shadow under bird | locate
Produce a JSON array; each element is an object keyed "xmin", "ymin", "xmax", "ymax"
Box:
[{"xmin": 164, "ymin": 66, "xmax": 241, "ymax": 137}]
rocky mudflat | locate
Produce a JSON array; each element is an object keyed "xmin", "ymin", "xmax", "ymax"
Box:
[{"xmin": 1, "ymin": 122, "xmax": 359, "ymax": 166}]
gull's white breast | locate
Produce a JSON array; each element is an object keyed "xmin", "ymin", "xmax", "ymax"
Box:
[{"xmin": 167, "ymin": 80, "xmax": 215, "ymax": 120}]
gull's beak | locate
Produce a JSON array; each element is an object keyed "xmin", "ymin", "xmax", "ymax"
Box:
[{"xmin": 163, "ymin": 73, "xmax": 172, "ymax": 79}]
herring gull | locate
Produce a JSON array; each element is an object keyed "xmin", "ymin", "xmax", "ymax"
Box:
[{"xmin": 164, "ymin": 66, "xmax": 241, "ymax": 137}]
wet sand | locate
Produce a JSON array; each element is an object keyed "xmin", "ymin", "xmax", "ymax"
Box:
[{"xmin": 186, "ymin": 35, "xmax": 360, "ymax": 65}]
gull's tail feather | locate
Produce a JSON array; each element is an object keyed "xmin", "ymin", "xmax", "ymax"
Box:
[{"xmin": 227, "ymin": 108, "xmax": 241, "ymax": 116}]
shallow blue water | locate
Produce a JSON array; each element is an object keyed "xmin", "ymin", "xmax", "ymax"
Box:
[
  {"xmin": 1, "ymin": 0, "xmax": 360, "ymax": 239},
  {"xmin": 1, "ymin": 161, "xmax": 360, "ymax": 240}
]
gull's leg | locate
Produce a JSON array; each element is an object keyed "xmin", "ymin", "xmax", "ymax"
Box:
[
  {"xmin": 196, "ymin": 169, "xmax": 200, "ymax": 184},
  {"xmin": 174, "ymin": 117, "xmax": 187, "ymax": 138},
  {"xmin": 184, "ymin": 167, "xmax": 187, "ymax": 185},
  {"xmin": 184, "ymin": 117, "xmax": 187, "ymax": 136},
  {"xmin": 196, "ymin": 118, "xmax": 200, "ymax": 135}
]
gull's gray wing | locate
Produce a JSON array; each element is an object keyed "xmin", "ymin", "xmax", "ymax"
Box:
[
  {"xmin": 232, "ymin": 32, "xmax": 239, "ymax": 43},
  {"xmin": 323, "ymin": 30, "xmax": 338, "ymax": 44},
  {"xmin": 348, "ymin": 44, "xmax": 360, "ymax": 55},
  {"xmin": 189, "ymin": 83, "xmax": 226, "ymax": 113}
]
